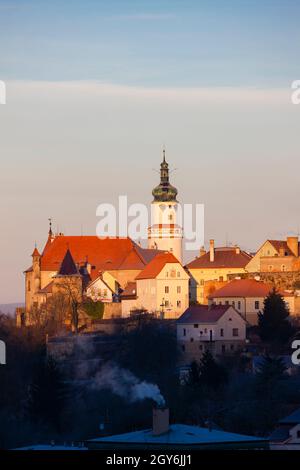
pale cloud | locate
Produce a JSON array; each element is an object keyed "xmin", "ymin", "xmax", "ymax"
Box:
[
  {"xmin": 7, "ymin": 80, "xmax": 290, "ymax": 105},
  {"xmin": 106, "ymin": 13, "xmax": 175, "ymax": 21}
]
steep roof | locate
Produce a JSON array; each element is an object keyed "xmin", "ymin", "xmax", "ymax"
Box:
[
  {"xmin": 186, "ymin": 247, "xmax": 252, "ymax": 270},
  {"xmin": 39, "ymin": 235, "xmax": 158, "ymax": 273},
  {"xmin": 135, "ymin": 252, "xmax": 180, "ymax": 280},
  {"xmin": 210, "ymin": 279, "xmax": 293, "ymax": 299},
  {"xmin": 177, "ymin": 304, "xmax": 236, "ymax": 324},
  {"xmin": 56, "ymin": 249, "xmax": 79, "ymax": 276},
  {"xmin": 278, "ymin": 408, "xmax": 300, "ymax": 425},
  {"xmin": 31, "ymin": 247, "xmax": 40, "ymax": 257}
]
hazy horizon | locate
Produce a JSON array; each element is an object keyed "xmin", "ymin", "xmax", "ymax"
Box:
[{"xmin": 1, "ymin": 1, "xmax": 300, "ymax": 303}]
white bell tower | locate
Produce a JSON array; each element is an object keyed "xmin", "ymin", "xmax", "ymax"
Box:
[{"xmin": 148, "ymin": 150, "xmax": 183, "ymax": 263}]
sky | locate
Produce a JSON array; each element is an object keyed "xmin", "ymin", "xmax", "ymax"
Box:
[{"xmin": 1, "ymin": 0, "xmax": 300, "ymax": 303}]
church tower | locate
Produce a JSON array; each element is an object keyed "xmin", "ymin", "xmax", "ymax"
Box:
[{"xmin": 148, "ymin": 150, "xmax": 183, "ymax": 262}]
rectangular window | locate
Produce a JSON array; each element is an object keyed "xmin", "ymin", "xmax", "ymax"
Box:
[
  {"xmin": 28, "ymin": 281, "xmax": 31, "ymax": 292},
  {"xmin": 220, "ymin": 328, "xmax": 224, "ymax": 337},
  {"xmin": 237, "ymin": 301, "xmax": 241, "ymax": 310},
  {"xmin": 194, "ymin": 324, "xmax": 198, "ymax": 328},
  {"xmin": 177, "ymin": 271, "xmax": 180, "ymax": 278},
  {"xmin": 233, "ymin": 328, "xmax": 239, "ymax": 337},
  {"xmin": 183, "ymin": 328, "xmax": 186, "ymax": 336},
  {"xmin": 225, "ymin": 300, "xmax": 229, "ymax": 305},
  {"xmin": 165, "ymin": 300, "xmax": 169, "ymax": 307},
  {"xmin": 255, "ymin": 301, "xmax": 260, "ymax": 310},
  {"xmin": 232, "ymin": 301, "xmax": 235, "ymax": 307},
  {"xmin": 177, "ymin": 300, "xmax": 181, "ymax": 308},
  {"xmin": 165, "ymin": 286, "xmax": 169, "ymax": 294},
  {"xmin": 177, "ymin": 286, "xmax": 181, "ymax": 294},
  {"xmin": 222, "ymin": 344, "xmax": 226, "ymax": 353}
]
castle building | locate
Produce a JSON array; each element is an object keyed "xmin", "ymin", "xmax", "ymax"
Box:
[
  {"xmin": 148, "ymin": 150, "xmax": 183, "ymax": 263},
  {"xmin": 21, "ymin": 152, "xmax": 187, "ymax": 325}
]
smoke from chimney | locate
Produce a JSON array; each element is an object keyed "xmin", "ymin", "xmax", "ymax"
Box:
[{"xmin": 90, "ymin": 363, "xmax": 166, "ymax": 407}]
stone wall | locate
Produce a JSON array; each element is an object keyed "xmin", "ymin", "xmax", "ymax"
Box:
[{"xmin": 228, "ymin": 271, "xmax": 300, "ymax": 291}]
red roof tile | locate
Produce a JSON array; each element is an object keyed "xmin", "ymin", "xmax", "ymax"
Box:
[
  {"xmin": 210, "ymin": 278, "xmax": 293, "ymax": 298},
  {"xmin": 186, "ymin": 247, "xmax": 252, "ymax": 269},
  {"xmin": 177, "ymin": 305, "xmax": 233, "ymax": 324},
  {"xmin": 40, "ymin": 236, "xmax": 154, "ymax": 272},
  {"xmin": 135, "ymin": 252, "xmax": 180, "ymax": 280}
]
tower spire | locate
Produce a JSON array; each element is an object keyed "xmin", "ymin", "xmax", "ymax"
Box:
[{"xmin": 48, "ymin": 217, "xmax": 53, "ymax": 236}]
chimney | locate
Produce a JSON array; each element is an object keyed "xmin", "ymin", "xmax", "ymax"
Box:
[
  {"xmin": 209, "ymin": 239, "xmax": 215, "ymax": 262},
  {"xmin": 235, "ymin": 245, "xmax": 241, "ymax": 255},
  {"xmin": 199, "ymin": 246, "xmax": 206, "ymax": 257},
  {"xmin": 287, "ymin": 236, "xmax": 299, "ymax": 257},
  {"xmin": 152, "ymin": 407, "xmax": 169, "ymax": 436}
]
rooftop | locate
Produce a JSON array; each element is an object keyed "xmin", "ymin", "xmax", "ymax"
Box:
[
  {"xmin": 86, "ymin": 423, "xmax": 267, "ymax": 447},
  {"xmin": 177, "ymin": 304, "xmax": 239, "ymax": 324},
  {"xmin": 210, "ymin": 278, "xmax": 293, "ymax": 299},
  {"xmin": 186, "ymin": 246, "xmax": 252, "ymax": 270},
  {"xmin": 136, "ymin": 252, "xmax": 180, "ymax": 280}
]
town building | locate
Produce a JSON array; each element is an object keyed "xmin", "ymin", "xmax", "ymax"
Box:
[
  {"xmin": 209, "ymin": 278, "xmax": 298, "ymax": 325},
  {"xmin": 246, "ymin": 237, "xmax": 300, "ymax": 273},
  {"xmin": 186, "ymin": 241, "xmax": 252, "ymax": 304},
  {"xmin": 122, "ymin": 252, "xmax": 190, "ymax": 319},
  {"xmin": 177, "ymin": 304, "xmax": 246, "ymax": 364},
  {"xmin": 85, "ymin": 407, "xmax": 268, "ymax": 450}
]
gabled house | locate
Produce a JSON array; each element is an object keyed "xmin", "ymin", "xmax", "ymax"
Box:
[
  {"xmin": 246, "ymin": 237, "xmax": 300, "ymax": 273},
  {"xmin": 186, "ymin": 240, "xmax": 252, "ymax": 304},
  {"xmin": 209, "ymin": 278, "xmax": 297, "ymax": 325},
  {"xmin": 121, "ymin": 252, "xmax": 190, "ymax": 319},
  {"xmin": 177, "ymin": 304, "xmax": 246, "ymax": 364}
]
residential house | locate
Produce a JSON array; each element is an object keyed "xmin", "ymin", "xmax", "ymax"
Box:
[
  {"xmin": 186, "ymin": 240, "xmax": 252, "ymax": 304},
  {"xmin": 177, "ymin": 304, "xmax": 246, "ymax": 364},
  {"xmin": 209, "ymin": 278, "xmax": 298, "ymax": 325},
  {"xmin": 246, "ymin": 237, "xmax": 300, "ymax": 273}
]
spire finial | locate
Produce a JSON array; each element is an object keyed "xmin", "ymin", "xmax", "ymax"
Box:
[
  {"xmin": 162, "ymin": 144, "xmax": 166, "ymax": 163},
  {"xmin": 48, "ymin": 217, "xmax": 53, "ymax": 236}
]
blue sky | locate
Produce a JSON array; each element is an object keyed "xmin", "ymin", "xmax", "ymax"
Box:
[
  {"xmin": 1, "ymin": 0, "xmax": 300, "ymax": 86},
  {"xmin": 1, "ymin": 1, "xmax": 300, "ymax": 303}
]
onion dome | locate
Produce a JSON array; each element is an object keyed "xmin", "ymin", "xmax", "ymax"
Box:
[{"xmin": 152, "ymin": 150, "xmax": 178, "ymax": 202}]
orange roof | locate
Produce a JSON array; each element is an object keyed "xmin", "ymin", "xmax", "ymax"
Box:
[
  {"xmin": 135, "ymin": 252, "xmax": 180, "ymax": 280},
  {"xmin": 40, "ymin": 236, "xmax": 155, "ymax": 273},
  {"xmin": 186, "ymin": 247, "xmax": 252, "ymax": 269},
  {"xmin": 31, "ymin": 247, "xmax": 40, "ymax": 257},
  {"xmin": 210, "ymin": 278, "xmax": 293, "ymax": 299}
]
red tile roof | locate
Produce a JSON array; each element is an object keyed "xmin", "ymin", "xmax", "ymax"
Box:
[
  {"xmin": 177, "ymin": 305, "xmax": 234, "ymax": 324},
  {"xmin": 186, "ymin": 247, "xmax": 252, "ymax": 269},
  {"xmin": 39, "ymin": 236, "xmax": 157, "ymax": 273},
  {"xmin": 210, "ymin": 278, "xmax": 293, "ymax": 298},
  {"xmin": 135, "ymin": 252, "xmax": 180, "ymax": 280}
]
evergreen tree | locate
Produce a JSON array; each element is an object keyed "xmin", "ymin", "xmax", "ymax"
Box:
[
  {"xmin": 28, "ymin": 356, "xmax": 68, "ymax": 431},
  {"xmin": 258, "ymin": 288, "xmax": 294, "ymax": 345},
  {"xmin": 198, "ymin": 350, "xmax": 228, "ymax": 389}
]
